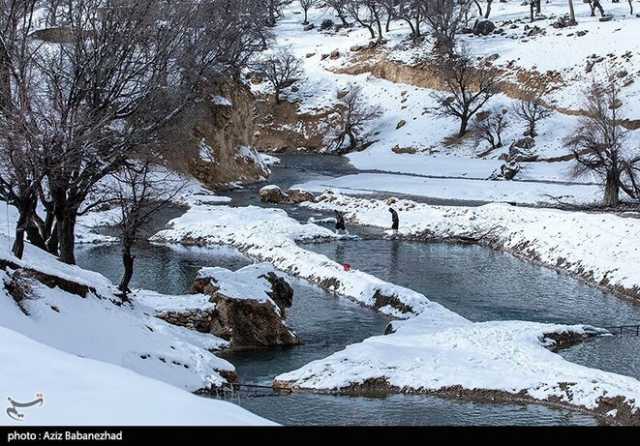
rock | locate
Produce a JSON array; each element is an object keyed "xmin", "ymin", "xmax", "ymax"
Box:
[
  {"xmin": 392, "ymin": 145, "xmax": 417, "ymax": 154},
  {"xmin": 552, "ymin": 15, "xmax": 576, "ymax": 29},
  {"xmin": 259, "ymin": 185, "xmax": 288, "ymax": 203},
  {"xmin": 350, "ymin": 45, "xmax": 365, "ymax": 52},
  {"xmin": 305, "ymin": 52, "xmax": 316, "ymax": 58},
  {"xmin": 320, "ymin": 54, "xmax": 329, "ymax": 60},
  {"xmin": 287, "ymin": 189, "xmax": 315, "ymax": 204},
  {"xmin": 303, "ymin": 24, "xmax": 315, "ymax": 31},
  {"xmin": 501, "ymin": 160, "xmax": 521, "ymax": 181},
  {"xmin": 330, "ymin": 49, "xmax": 340, "ymax": 60},
  {"xmin": 194, "ymin": 264, "xmax": 301, "ymax": 349},
  {"xmin": 599, "ymin": 16, "xmax": 613, "ymax": 22},
  {"xmin": 473, "ymin": 20, "xmax": 496, "ymax": 36},
  {"xmin": 396, "ymin": 120, "xmax": 407, "ymax": 130}
]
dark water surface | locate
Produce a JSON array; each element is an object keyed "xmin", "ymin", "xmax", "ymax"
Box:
[{"xmin": 75, "ymin": 153, "xmax": 640, "ymax": 426}]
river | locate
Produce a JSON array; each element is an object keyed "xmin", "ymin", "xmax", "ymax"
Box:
[{"xmin": 76, "ymin": 153, "xmax": 640, "ymax": 426}]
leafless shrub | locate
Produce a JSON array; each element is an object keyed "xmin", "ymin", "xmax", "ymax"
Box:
[
  {"xmin": 328, "ymin": 85, "xmax": 383, "ymax": 153},
  {"xmin": 566, "ymin": 76, "xmax": 640, "ymax": 207},
  {"xmin": 258, "ymin": 49, "xmax": 304, "ymax": 104},
  {"xmin": 473, "ymin": 107, "xmax": 509, "ymax": 153},
  {"xmin": 432, "ymin": 48, "xmax": 500, "ymax": 138}
]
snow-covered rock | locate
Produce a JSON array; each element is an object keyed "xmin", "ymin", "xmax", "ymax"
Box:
[{"xmin": 192, "ymin": 264, "xmax": 300, "ymax": 349}]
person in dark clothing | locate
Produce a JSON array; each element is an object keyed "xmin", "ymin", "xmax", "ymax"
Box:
[
  {"xmin": 389, "ymin": 208, "xmax": 399, "ymax": 233},
  {"xmin": 335, "ymin": 210, "xmax": 346, "ymax": 234}
]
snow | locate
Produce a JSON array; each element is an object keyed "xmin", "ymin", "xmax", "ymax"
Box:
[
  {"xmin": 0, "ymin": 238, "xmax": 234, "ymax": 393},
  {"xmin": 197, "ymin": 263, "xmax": 280, "ymax": 304},
  {"xmin": 304, "ymin": 192, "xmax": 640, "ymax": 299},
  {"xmin": 152, "ymin": 204, "xmax": 435, "ymax": 317},
  {"xmin": 260, "ymin": 2, "xmax": 640, "ymax": 205},
  {"xmin": 0, "ymin": 326, "xmax": 275, "ymax": 426},
  {"xmin": 294, "ymin": 172, "xmax": 603, "ymax": 205},
  {"xmin": 275, "ymin": 314, "xmax": 640, "ymax": 418},
  {"xmin": 211, "ymin": 95, "xmax": 233, "ymax": 107}
]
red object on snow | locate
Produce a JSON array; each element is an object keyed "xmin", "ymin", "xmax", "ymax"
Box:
[{"xmin": 343, "ymin": 263, "xmax": 352, "ymax": 272}]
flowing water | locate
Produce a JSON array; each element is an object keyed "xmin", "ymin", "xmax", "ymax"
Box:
[{"xmin": 76, "ymin": 153, "xmax": 640, "ymax": 426}]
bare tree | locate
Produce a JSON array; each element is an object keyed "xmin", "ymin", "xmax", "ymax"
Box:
[
  {"xmin": 473, "ymin": 108, "xmax": 509, "ymax": 153},
  {"xmin": 259, "ymin": 49, "xmax": 304, "ymax": 104},
  {"xmin": 328, "ymin": 85, "xmax": 383, "ymax": 153},
  {"xmin": 0, "ymin": 0, "xmax": 47, "ymax": 259},
  {"xmin": 345, "ymin": 0, "xmax": 386, "ymax": 42},
  {"xmin": 397, "ymin": 0, "xmax": 426, "ymax": 40},
  {"xmin": 323, "ymin": 0, "xmax": 351, "ymax": 26},
  {"xmin": 588, "ymin": 0, "xmax": 605, "ymax": 17},
  {"xmin": 568, "ymin": 0, "xmax": 577, "ymax": 25},
  {"xmin": 424, "ymin": 0, "xmax": 473, "ymax": 53},
  {"xmin": 566, "ymin": 77, "xmax": 639, "ymax": 207},
  {"xmin": 513, "ymin": 94, "xmax": 552, "ymax": 138},
  {"xmin": 109, "ymin": 158, "xmax": 186, "ymax": 299},
  {"xmin": 1, "ymin": 0, "xmax": 267, "ymax": 265},
  {"xmin": 432, "ymin": 49, "xmax": 500, "ymax": 138},
  {"xmin": 299, "ymin": 0, "xmax": 318, "ymax": 25}
]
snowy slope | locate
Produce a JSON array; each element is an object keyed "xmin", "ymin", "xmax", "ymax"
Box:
[
  {"xmin": 0, "ymin": 326, "xmax": 274, "ymax": 426},
  {"xmin": 260, "ymin": 2, "xmax": 640, "ymax": 204},
  {"xmin": 0, "ymin": 238, "xmax": 235, "ymax": 392}
]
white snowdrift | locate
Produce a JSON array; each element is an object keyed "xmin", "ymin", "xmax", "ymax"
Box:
[
  {"xmin": 152, "ymin": 204, "xmax": 434, "ymax": 317},
  {"xmin": 0, "ymin": 238, "xmax": 234, "ymax": 393},
  {"xmin": 275, "ymin": 313, "xmax": 640, "ymax": 421},
  {"xmin": 294, "ymin": 173, "xmax": 603, "ymax": 206},
  {"xmin": 305, "ymin": 192, "xmax": 640, "ymax": 299},
  {"xmin": 0, "ymin": 326, "xmax": 275, "ymax": 426},
  {"xmin": 198, "ymin": 263, "xmax": 280, "ymax": 304}
]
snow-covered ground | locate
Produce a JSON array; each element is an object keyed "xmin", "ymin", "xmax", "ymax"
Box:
[
  {"xmin": 294, "ymin": 172, "xmax": 604, "ymax": 205},
  {"xmin": 0, "ymin": 236, "xmax": 279, "ymax": 425},
  {"xmin": 258, "ymin": 2, "xmax": 640, "ymax": 206},
  {"xmin": 304, "ymin": 191, "xmax": 640, "ymax": 300},
  {"xmin": 0, "ymin": 239, "xmax": 235, "ymax": 392},
  {"xmin": 0, "ymin": 326, "xmax": 274, "ymax": 426},
  {"xmin": 152, "ymin": 204, "xmax": 433, "ymax": 317},
  {"xmin": 275, "ymin": 313, "xmax": 640, "ymax": 423}
]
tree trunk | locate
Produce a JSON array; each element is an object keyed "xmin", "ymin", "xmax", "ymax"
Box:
[
  {"xmin": 568, "ymin": 0, "xmax": 577, "ymax": 24},
  {"xmin": 47, "ymin": 221, "xmax": 60, "ymax": 256},
  {"xmin": 12, "ymin": 199, "xmax": 36, "ymax": 259},
  {"xmin": 604, "ymin": 169, "xmax": 620, "ymax": 207},
  {"xmin": 57, "ymin": 213, "xmax": 77, "ymax": 265},
  {"xmin": 458, "ymin": 116, "xmax": 469, "ymax": 137},
  {"xmin": 303, "ymin": 8, "xmax": 308, "ymax": 25},
  {"xmin": 485, "ymin": 0, "xmax": 493, "ymax": 18},
  {"xmin": 118, "ymin": 243, "xmax": 135, "ymax": 295}
]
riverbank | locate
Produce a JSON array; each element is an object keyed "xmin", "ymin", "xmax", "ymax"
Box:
[{"xmin": 304, "ymin": 192, "xmax": 640, "ymax": 302}]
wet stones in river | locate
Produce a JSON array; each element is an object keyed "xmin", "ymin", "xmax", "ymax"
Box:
[
  {"xmin": 259, "ymin": 185, "xmax": 315, "ymax": 204},
  {"xmin": 192, "ymin": 264, "xmax": 302, "ymax": 350}
]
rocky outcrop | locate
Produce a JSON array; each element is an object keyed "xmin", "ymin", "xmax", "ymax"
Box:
[
  {"xmin": 157, "ymin": 79, "xmax": 270, "ymax": 189},
  {"xmin": 259, "ymin": 185, "xmax": 315, "ymax": 204},
  {"xmin": 192, "ymin": 264, "xmax": 301, "ymax": 350}
]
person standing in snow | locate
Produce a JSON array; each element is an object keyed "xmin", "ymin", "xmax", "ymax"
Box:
[
  {"xmin": 389, "ymin": 208, "xmax": 399, "ymax": 234},
  {"xmin": 335, "ymin": 210, "xmax": 346, "ymax": 234}
]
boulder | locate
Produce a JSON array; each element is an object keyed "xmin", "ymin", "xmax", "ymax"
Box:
[
  {"xmin": 303, "ymin": 24, "xmax": 315, "ymax": 31},
  {"xmin": 259, "ymin": 185, "xmax": 288, "ymax": 203},
  {"xmin": 287, "ymin": 189, "xmax": 315, "ymax": 204},
  {"xmin": 193, "ymin": 264, "xmax": 301, "ymax": 349},
  {"xmin": 396, "ymin": 120, "xmax": 407, "ymax": 130},
  {"xmin": 473, "ymin": 20, "xmax": 496, "ymax": 36},
  {"xmin": 330, "ymin": 49, "xmax": 341, "ymax": 60}
]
